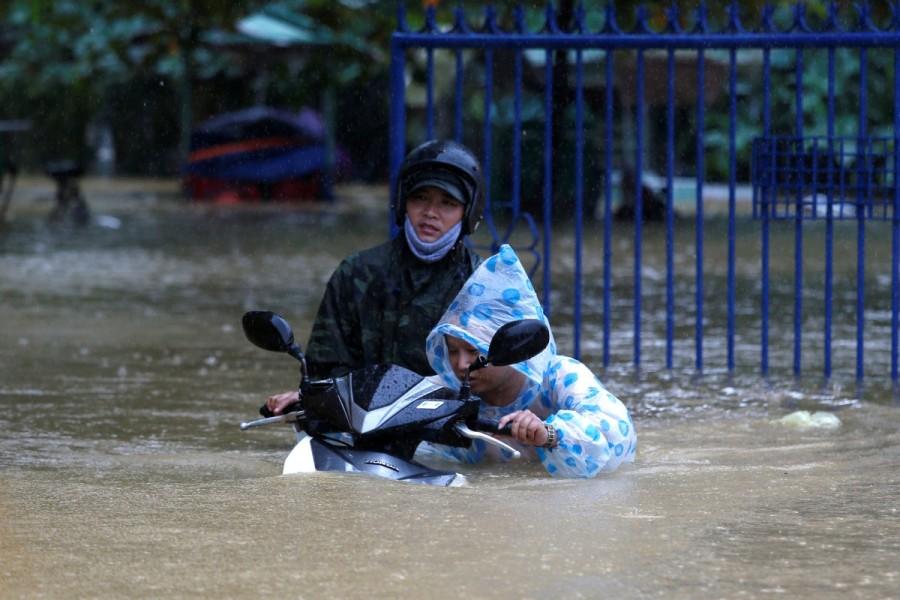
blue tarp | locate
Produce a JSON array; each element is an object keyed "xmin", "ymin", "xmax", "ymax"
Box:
[
  {"xmin": 185, "ymin": 144, "xmax": 326, "ymax": 183},
  {"xmin": 185, "ymin": 106, "xmax": 327, "ymax": 183}
]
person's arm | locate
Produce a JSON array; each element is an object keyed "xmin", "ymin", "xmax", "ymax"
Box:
[{"xmin": 536, "ymin": 358, "xmax": 637, "ymax": 478}]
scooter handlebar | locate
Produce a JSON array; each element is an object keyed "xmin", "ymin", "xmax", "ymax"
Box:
[{"xmin": 239, "ymin": 410, "xmax": 305, "ymax": 431}]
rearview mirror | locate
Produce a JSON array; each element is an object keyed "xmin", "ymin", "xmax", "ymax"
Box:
[
  {"xmin": 485, "ymin": 319, "xmax": 550, "ymax": 367},
  {"xmin": 241, "ymin": 311, "xmax": 303, "ymax": 361}
]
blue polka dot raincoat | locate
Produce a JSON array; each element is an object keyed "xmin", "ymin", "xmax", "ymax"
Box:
[{"xmin": 421, "ymin": 244, "xmax": 637, "ymax": 478}]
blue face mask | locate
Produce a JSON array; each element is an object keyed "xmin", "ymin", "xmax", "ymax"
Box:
[{"xmin": 404, "ymin": 216, "xmax": 463, "ymax": 263}]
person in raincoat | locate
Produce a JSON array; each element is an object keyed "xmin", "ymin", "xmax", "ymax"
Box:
[
  {"xmin": 421, "ymin": 244, "xmax": 636, "ymax": 478},
  {"xmin": 266, "ymin": 139, "xmax": 484, "ymax": 414}
]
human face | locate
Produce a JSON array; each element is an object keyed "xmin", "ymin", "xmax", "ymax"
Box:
[
  {"xmin": 445, "ymin": 335, "xmax": 522, "ymax": 405},
  {"xmin": 405, "ymin": 187, "xmax": 465, "ymax": 242}
]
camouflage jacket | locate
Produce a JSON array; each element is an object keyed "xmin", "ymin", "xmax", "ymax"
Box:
[{"xmin": 305, "ymin": 236, "xmax": 481, "ymax": 378}]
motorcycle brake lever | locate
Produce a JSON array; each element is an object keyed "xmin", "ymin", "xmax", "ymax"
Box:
[
  {"xmin": 240, "ymin": 410, "xmax": 305, "ymax": 431},
  {"xmin": 453, "ymin": 422, "xmax": 521, "ymax": 459}
]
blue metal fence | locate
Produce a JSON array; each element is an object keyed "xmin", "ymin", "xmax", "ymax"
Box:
[{"xmin": 390, "ymin": 2, "xmax": 900, "ymax": 382}]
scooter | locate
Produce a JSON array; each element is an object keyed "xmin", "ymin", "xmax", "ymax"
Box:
[{"xmin": 238, "ymin": 310, "xmax": 549, "ymax": 487}]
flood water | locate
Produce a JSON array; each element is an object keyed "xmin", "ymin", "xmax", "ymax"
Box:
[{"xmin": 2, "ymin": 184, "xmax": 899, "ymax": 599}]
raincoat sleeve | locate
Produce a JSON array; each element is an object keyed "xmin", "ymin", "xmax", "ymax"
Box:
[
  {"xmin": 536, "ymin": 358, "xmax": 637, "ymax": 478},
  {"xmin": 304, "ymin": 258, "xmax": 363, "ymax": 378}
]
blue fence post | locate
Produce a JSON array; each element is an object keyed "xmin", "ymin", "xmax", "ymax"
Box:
[
  {"xmin": 634, "ymin": 46, "xmax": 645, "ymax": 368},
  {"xmin": 695, "ymin": 33, "xmax": 705, "ymax": 373},
  {"xmin": 482, "ymin": 48, "xmax": 495, "ymax": 245},
  {"xmin": 453, "ymin": 49, "xmax": 463, "ymax": 143},
  {"xmin": 761, "ymin": 39, "xmax": 772, "ymax": 376},
  {"xmin": 388, "ymin": 3, "xmax": 407, "ymax": 237},
  {"xmin": 542, "ymin": 41, "xmax": 554, "ymax": 316},
  {"xmin": 511, "ymin": 5, "xmax": 525, "ymax": 222},
  {"xmin": 793, "ymin": 47, "xmax": 805, "ymax": 376},
  {"xmin": 424, "ymin": 6, "xmax": 436, "ymax": 140},
  {"xmin": 825, "ymin": 43, "xmax": 836, "ymax": 379},
  {"xmin": 857, "ymin": 45, "xmax": 869, "ymax": 380},
  {"xmin": 425, "ymin": 48, "xmax": 434, "ymax": 140},
  {"xmin": 603, "ymin": 46, "xmax": 614, "ymax": 369},
  {"xmin": 452, "ymin": 6, "xmax": 467, "ymax": 143},
  {"xmin": 894, "ymin": 44, "xmax": 900, "ymax": 382},
  {"xmin": 574, "ymin": 42, "xmax": 585, "ymax": 360},
  {"xmin": 665, "ymin": 43, "xmax": 676, "ymax": 370},
  {"xmin": 727, "ymin": 42, "xmax": 738, "ymax": 372}
]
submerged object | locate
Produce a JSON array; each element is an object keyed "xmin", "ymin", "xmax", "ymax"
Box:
[
  {"xmin": 777, "ymin": 410, "xmax": 841, "ymax": 430},
  {"xmin": 184, "ymin": 106, "xmax": 346, "ymax": 202}
]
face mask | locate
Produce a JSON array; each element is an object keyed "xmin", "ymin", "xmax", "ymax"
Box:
[{"xmin": 404, "ymin": 216, "xmax": 462, "ymax": 263}]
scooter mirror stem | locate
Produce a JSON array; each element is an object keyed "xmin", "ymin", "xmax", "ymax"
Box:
[
  {"xmin": 468, "ymin": 356, "xmax": 489, "ymax": 372},
  {"xmin": 459, "ymin": 372, "xmax": 472, "ymax": 401},
  {"xmin": 288, "ymin": 346, "xmax": 307, "ymax": 385},
  {"xmin": 459, "ymin": 355, "xmax": 488, "ymax": 401}
]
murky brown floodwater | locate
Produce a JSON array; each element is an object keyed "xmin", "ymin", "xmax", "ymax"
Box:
[{"xmin": 2, "ymin": 184, "xmax": 899, "ymax": 599}]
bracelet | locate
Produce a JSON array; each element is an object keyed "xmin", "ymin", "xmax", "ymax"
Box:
[{"xmin": 542, "ymin": 424, "xmax": 558, "ymax": 449}]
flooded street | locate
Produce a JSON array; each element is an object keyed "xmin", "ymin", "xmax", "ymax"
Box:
[{"xmin": 2, "ymin": 183, "xmax": 899, "ymax": 599}]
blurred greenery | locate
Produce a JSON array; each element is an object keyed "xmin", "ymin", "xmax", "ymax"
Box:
[
  {"xmin": 0, "ymin": 0, "xmax": 392, "ymax": 177},
  {"xmin": 0, "ymin": 1, "xmax": 894, "ymax": 186}
]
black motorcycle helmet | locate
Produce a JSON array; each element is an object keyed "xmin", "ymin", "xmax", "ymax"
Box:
[{"xmin": 393, "ymin": 139, "xmax": 484, "ymax": 236}]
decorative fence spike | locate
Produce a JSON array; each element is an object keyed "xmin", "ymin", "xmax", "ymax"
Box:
[
  {"xmin": 602, "ymin": 3, "xmax": 621, "ymax": 35},
  {"xmin": 664, "ymin": 4, "xmax": 682, "ymax": 34},
  {"xmin": 514, "ymin": 5, "xmax": 526, "ymax": 34},
  {"xmin": 825, "ymin": 1, "xmax": 842, "ymax": 30},
  {"xmin": 544, "ymin": 3, "xmax": 560, "ymax": 34},
  {"xmin": 692, "ymin": 3, "xmax": 709, "ymax": 34},
  {"xmin": 790, "ymin": 2, "xmax": 812, "ymax": 34},
  {"xmin": 424, "ymin": 4, "xmax": 437, "ymax": 33},
  {"xmin": 855, "ymin": 2, "xmax": 876, "ymax": 32},
  {"xmin": 760, "ymin": 3, "xmax": 776, "ymax": 33},
  {"xmin": 574, "ymin": 3, "xmax": 586, "ymax": 34},
  {"xmin": 483, "ymin": 5, "xmax": 501, "ymax": 34},
  {"xmin": 633, "ymin": 5, "xmax": 652, "ymax": 34},
  {"xmin": 396, "ymin": 2, "xmax": 407, "ymax": 33},
  {"xmin": 452, "ymin": 5, "xmax": 471, "ymax": 34},
  {"xmin": 726, "ymin": 1, "xmax": 745, "ymax": 34}
]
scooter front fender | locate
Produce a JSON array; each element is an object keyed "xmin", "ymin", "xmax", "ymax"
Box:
[{"xmin": 281, "ymin": 435, "xmax": 466, "ymax": 487}]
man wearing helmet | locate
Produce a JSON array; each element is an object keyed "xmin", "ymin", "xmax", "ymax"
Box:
[{"xmin": 266, "ymin": 139, "xmax": 484, "ymax": 414}]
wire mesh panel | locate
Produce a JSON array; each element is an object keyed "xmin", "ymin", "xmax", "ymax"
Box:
[{"xmin": 753, "ymin": 136, "xmax": 897, "ymax": 221}]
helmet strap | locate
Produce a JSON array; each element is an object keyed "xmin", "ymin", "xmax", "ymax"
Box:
[{"xmin": 404, "ymin": 216, "xmax": 462, "ymax": 263}]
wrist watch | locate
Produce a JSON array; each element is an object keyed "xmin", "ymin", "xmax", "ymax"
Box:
[{"xmin": 542, "ymin": 424, "xmax": 558, "ymax": 449}]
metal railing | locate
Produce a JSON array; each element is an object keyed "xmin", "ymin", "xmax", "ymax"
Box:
[{"xmin": 389, "ymin": 2, "xmax": 900, "ymax": 381}]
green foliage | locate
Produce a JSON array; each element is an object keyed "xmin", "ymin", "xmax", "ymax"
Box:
[
  {"xmin": 1, "ymin": 0, "xmax": 894, "ymax": 180},
  {"xmin": 0, "ymin": 0, "xmax": 268, "ymax": 171},
  {"xmin": 702, "ymin": 44, "xmax": 897, "ymax": 181},
  {"xmin": 0, "ymin": 0, "xmax": 396, "ymax": 175}
]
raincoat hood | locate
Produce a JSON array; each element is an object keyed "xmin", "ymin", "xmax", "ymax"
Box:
[{"xmin": 425, "ymin": 244, "xmax": 557, "ymax": 392}]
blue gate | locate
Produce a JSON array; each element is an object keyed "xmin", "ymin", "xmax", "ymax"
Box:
[{"xmin": 389, "ymin": 2, "xmax": 900, "ymax": 382}]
